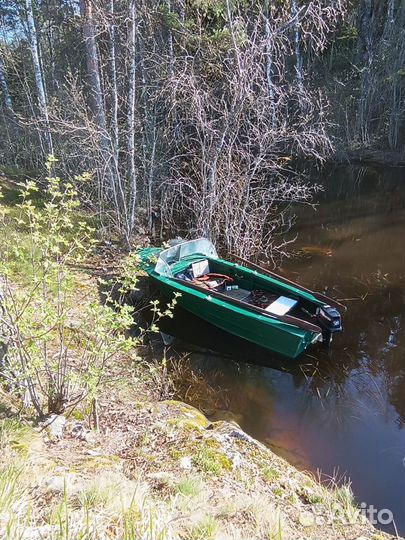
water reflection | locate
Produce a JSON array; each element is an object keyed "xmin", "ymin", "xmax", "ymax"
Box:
[{"xmin": 151, "ymin": 164, "xmax": 405, "ymax": 534}]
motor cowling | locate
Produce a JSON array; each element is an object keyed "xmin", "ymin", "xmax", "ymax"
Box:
[{"xmin": 316, "ymin": 305, "xmax": 342, "ymax": 344}]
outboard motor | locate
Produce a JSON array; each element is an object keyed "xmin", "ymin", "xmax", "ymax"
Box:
[{"xmin": 316, "ymin": 305, "xmax": 342, "ymax": 345}]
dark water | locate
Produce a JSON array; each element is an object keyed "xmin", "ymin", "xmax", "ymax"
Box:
[{"xmin": 155, "ymin": 164, "xmax": 405, "ymax": 535}]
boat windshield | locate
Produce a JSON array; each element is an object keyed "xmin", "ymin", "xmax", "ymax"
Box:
[{"xmin": 155, "ymin": 238, "xmax": 218, "ymax": 277}]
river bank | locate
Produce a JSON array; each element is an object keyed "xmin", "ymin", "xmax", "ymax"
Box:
[{"xmin": 0, "ymin": 384, "xmax": 399, "ymax": 540}]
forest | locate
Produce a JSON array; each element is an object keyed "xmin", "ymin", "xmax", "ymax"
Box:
[{"xmin": 1, "ymin": 0, "xmax": 404, "ymax": 256}]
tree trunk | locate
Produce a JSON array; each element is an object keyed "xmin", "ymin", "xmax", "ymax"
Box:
[
  {"xmin": 127, "ymin": 0, "xmax": 137, "ymax": 236},
  {"xmin": 79, "ymin": 0, "xmax": 107, "ymax": 132},
  {"xmin": 25, "ymin": 0, "xmax": 53, "ymax": 154},
  {"xmin": 291, "ymin": 0, "xmax": 304, "ymax": 92},
  {"xmin": 165, "ymin": 0, "xmax": 174, "ymax": 78},
  {"xmin": 109, "ymin": 0, "xmax": 118, "ymax": 160},
  {"xmin": 108, "ymin": 0, "xmax": 126, "ymax": 230},
  {"xmin": 0, "ymin": 55, "xmax": 14, "ymax": 117},
  {"xmin": 263, "ymin": 0, "xmax": 276, "ymax": 128}
]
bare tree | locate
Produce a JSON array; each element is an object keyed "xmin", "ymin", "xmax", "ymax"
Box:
[
  {"xmin": 10, "ymin": 0, "xmax": 403, "ymax": 260},
  {"xmin": 159, "ymin": 0, "xmax": 344, "ymax": 260}
]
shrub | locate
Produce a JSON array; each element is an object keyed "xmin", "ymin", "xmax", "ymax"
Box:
[{"xmin": 0, "ymin": 158, "xmax": 177, "ymax": 419}]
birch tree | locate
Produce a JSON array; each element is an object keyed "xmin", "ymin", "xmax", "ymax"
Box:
[
  {"xmin": 25, "ymin": 0, "xmax": 53, "ymax": 154},
  {"xmin": 126, "ymin": 0, "xmax": 137, "ymax": 236},
  {"xmin": 0, "ymin": 55, "xmax": 14, "ymax": 117}
]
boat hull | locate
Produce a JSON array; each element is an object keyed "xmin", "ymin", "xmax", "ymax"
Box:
[{"xmin": 149, "ymin": 273, "xmax": 317, "ymax": 359}]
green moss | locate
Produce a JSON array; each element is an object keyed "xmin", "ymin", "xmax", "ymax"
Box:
[
  {"xmin": 166, "ymin": 417, "xmax": 205, "ymax": 434},
  {"xmin": 297, "ymin": 484, "xmax": 325, "ymax": 504},
  {"xmin": 192, "ymin": 445, "xmax": 232, "ymax": 476},
  {"xmin": 161, "ymin": 400, "xmax": 210, "ymax": 429},
  {"xmin": 261, "ymin": 465, "xmax": 280, "ymax": 484},
  {"xmin": 71, "ymin": 409, "xmax": 85, "ymax": 421},
  {"xmin": 307, "ymin": 493, "xmax": 324, "ymax": 504},
  {"xmin": 287, "ymin": 492, "xmax": 299, "ymax": 505},
  {"xmin": 169, "ymin": 449, "xmax": 183, "ymax": 461}
]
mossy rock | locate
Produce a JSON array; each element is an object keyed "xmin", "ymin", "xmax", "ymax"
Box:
[
  {"xmin": 160, "ymin": 400, "xmax": 210, "ymax": 429},
  {"xmin": 192, "ymin": 445, "xmax": 232, "ymax": 476},
  {"xmin": 209, "ymin": 409, "xmax": 243, "ymax": 426}
]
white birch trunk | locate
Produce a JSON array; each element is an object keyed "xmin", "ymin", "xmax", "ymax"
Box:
[
  {"xmin": 263, "ymin": 0, "xmax": 276, "ymax": 128},
  {"xmin": 26, "ymin": 0, "xmax": 53, "ymax": 154},
  {"xmin": 291, "ymin": 0, "xmax": 304, "ymax": 92},
  {"xmin": 127, "ymin": 0, "xmax": 137, "ymax": 236},
  {"xmin": 165, "ymin": 0, "xmax": 174, "ymax": 78},
  {"xmin": 0, "ymin": 55, "xmax": 14, "ymax": 117},
  {"xmin": 109, "ymin": 0, "xmax": 118, "ymax": 159},
  {"xmin": 108, "ymin": 0, "xmax": 126, "ymax": 230}
]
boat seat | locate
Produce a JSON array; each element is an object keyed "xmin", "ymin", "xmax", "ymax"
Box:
[
  {"xmin": 191, "ymin": 259, "xmax": 210, "ymax": 278},
  {"xmin": 265, "ymin": 296, "xmax": 298, "ymax": 316}
]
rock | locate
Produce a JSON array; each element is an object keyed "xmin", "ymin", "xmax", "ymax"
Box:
[
  {"xmin": 44, "ymin": 473, "xmax": 78, "ymax": 493},
  {"xmin": 299, "ymin": 510, "xmax": 315, "ymax": 527},
  {"xmin": 84, "ymin": 449, "xmax": 103, "ymax": 456},
  {"xmin": 160, "ymin": 400, "xmax": 210, "ymax": 429},
  {"xmin": 209, "ymin": 409, "xmax": 243, "ymax": 426},
  {"xmin": 43, "ymin": 414, "xmax": 66, "ymax": 439},
  {"xmin": 229, "ymin": 451, "xmax": 242, "ymax": 469},
  {"xmin": 70, "ymin": 422, "xmax": 94, "ymax": 442},
  {"xmin": 179, "ymin": 456, "xmax": 192, "ymax": 470}
]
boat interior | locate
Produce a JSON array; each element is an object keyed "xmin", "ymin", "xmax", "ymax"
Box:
[{"xmin": 173, "ymin": 255, "xmax": 319, "ymax": 320}]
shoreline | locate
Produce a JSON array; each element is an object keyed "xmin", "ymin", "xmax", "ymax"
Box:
[
  {"xmin": 0, "ymin": 386, "xmax": 401, "ymax": 540},
  {"xmin": 332, "ymin": 148, "xmax": 405, "ymax": 168}
]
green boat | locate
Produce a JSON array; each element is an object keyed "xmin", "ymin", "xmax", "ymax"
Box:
[{"xmin": 139, "ymin": 238, "xmax": 344, "ymax": 359}]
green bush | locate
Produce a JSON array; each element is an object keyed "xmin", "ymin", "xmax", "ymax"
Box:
[{"xmin": 0, "ymin": 158, "xmax": 178, "ymax": 419}]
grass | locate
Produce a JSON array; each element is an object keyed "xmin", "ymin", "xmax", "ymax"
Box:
[
  {"xmin": 0, "ymin": 418, "xmax": 38, "ymax": 457},
  {"xmin": 333, "ymin": 484, "xmax": 355, "ymax": 509},
  {"xmin": 0, "ymin": 401, "xmax": 383, "ymax": 540},
  {"xmin": 174, "ymin": 476, "xmax": 204, "ymax": 498},
  {"xmin": 192, "ymin": 445, "xmax": 232, "ymax": 476},
  {"xmin": 187, "ymin": 515, "xmax": 219, "ymax": 540},
  {"xmin": 0, "ymin": 463, "xmax": 26, "ymax": 514},
  {"xmin": 76, "ymin": 476, "xmax": 121, "ymax": 510},
  {"xmin": 267, "ymin": 515, "xmax": 283, "ymax": 540}
]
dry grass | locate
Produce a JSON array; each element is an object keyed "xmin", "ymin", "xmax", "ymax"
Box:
[{"xmin": 0, "ymin": 387, "xmax": 400, "ymax": 540}]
